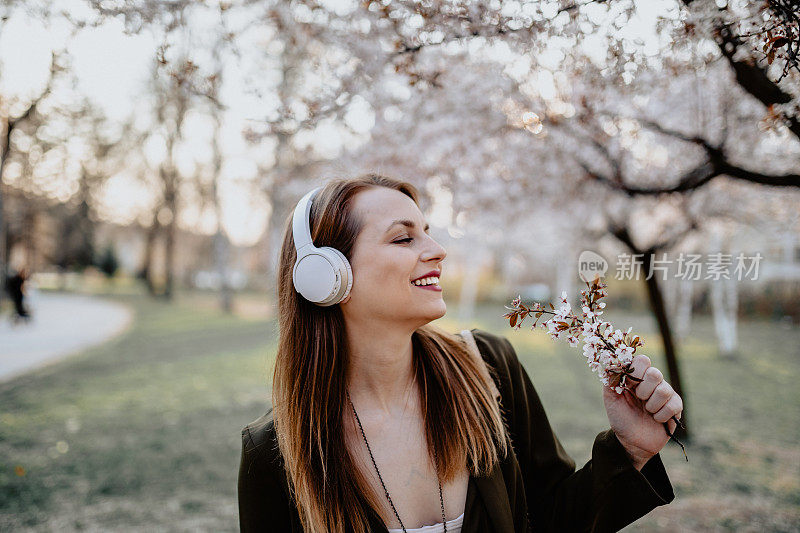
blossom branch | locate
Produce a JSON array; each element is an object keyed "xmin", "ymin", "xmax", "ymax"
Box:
[{"xmin": 503, "ymin": 277, "xmax": 687, "ymax": 460}]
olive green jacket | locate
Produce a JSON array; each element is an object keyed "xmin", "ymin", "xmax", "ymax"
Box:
[{"xmin": 238, "ymin": 329, "xmax": 675, "ymax": 532}]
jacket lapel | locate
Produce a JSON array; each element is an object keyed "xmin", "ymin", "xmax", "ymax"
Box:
[{"xmin": 471, "ymin": 462, "xmax": 516, "ymax": 533}]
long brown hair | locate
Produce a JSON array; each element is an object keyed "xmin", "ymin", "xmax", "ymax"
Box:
[{"xmin": 272, "ymin": 174, "xmax": 510, "ymax": 533}]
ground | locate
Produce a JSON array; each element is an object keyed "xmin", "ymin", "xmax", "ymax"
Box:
[
  {"xmin": 0, "ymin": 289, "xmax": 798, "ymax": 531},
  {"xmin": 0, "ymin": 291, "xmax": 132, "ymax": 382}
]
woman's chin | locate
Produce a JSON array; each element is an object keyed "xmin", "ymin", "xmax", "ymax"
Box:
[{"xmin": 422, "ymin": 302, "xmax": 447, "ymax": 321}]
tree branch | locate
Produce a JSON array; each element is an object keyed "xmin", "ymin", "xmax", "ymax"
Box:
[
  {"xmin": 391, "ymin": 0, "xmax": 605, "ymax": 56},
  {"xmin": 580, "ymin": 112, "xmax": 800, "ymax": 195},
  {"xmin": 608, "ymin": 214, "xmax": 697, "ymax": 256},
  {"xmin": 691, "ymin": 8, "xmax": 800, "ymax": 140}
]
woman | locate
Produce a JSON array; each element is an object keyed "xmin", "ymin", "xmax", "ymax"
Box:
[{"xmin": 238, "ymin": 174, "xmax": 680, "ymax": 532}]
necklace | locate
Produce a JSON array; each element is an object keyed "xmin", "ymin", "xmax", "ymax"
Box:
[{"xmin": 346, "ymin": 390, "xmax": 447, "ymax": 533}]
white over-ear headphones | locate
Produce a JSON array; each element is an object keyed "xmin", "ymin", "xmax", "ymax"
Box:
[{"xmin": 291, "ymin": 187, "xmax": 353, "ymax": 306}]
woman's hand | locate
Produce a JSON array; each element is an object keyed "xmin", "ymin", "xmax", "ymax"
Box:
[{"xmin": 602, "ymin": 354, "xmax": 683, "ymax": 470}]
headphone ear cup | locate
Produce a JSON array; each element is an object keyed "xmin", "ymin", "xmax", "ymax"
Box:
[
  {"xmin": 324, "ymin": 246, "xmax": 353, "ymax": 304},
  {"xmin": 293, "ymin": 247, "xmax": 352, "ymax": 306}
]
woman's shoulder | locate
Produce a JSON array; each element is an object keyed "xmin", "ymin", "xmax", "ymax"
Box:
[
  {"xmin": 467, "ymin": 328, "xmax": 523, "ymax": 376},
  {"xmin": 239, "ymin": 408, "xmax": 297, "ymax": 529},
  {"xmin": 241, "ymin": 407, "xmax": 282, "ymax": 468}
]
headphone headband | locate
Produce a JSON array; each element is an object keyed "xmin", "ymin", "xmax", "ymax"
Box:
[{"xmin": 292, "ymin": 187, "xmax": 321, "ymax": 254}]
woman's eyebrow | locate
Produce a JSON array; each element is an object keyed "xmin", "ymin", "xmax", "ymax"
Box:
[{"xmin": 385, "ymin": 219, "xmax": 430, "ymax": 233}]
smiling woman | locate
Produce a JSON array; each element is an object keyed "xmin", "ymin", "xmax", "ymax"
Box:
[{"xmin": 237, "ymin": 174, "xmax": 675, "ymax": 533}]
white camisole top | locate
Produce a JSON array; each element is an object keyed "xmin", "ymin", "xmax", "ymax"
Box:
[{"xmin": 386, "ymin": 511, "xmax": 464, "ymax": 533}]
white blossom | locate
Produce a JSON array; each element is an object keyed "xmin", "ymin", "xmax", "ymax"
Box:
[{"xmin": 506, "ymin": 278, "xmax": 645, "ymax": 394}]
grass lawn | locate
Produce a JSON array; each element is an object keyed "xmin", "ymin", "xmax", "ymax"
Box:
[{"xmin": 1, "ymin": 290, "xmax": 798, "ymax": 531}]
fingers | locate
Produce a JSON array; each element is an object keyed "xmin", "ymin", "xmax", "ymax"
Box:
[
  {"xmin": 625, "ymin": 356, "xmax": 684, "ymax": 426},
  {"xmin": 645, "ymin": 380, "xmax": 675, "ymax": 414},
  {"xmin": 654, "ymin": 394, "xmax": 683, "ymax": 424},
  {"xmin": 627, "ymin": 354, "xmax": 651, "ymax": 385},
  {"xmin": 635, "ymin": 366, "xmax": 663, "ymax": 401}
]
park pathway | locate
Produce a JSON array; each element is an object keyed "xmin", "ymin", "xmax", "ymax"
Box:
[{"xmin": 0, "ymin": 292, "xmax": 133, "ymax": 383}]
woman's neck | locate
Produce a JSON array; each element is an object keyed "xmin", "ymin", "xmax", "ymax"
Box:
[{"xmin": 344, "ymin": 320, "xmax": 418, "ymax": 418}]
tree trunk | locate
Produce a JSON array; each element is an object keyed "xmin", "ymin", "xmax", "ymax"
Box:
[
  {"xmin": 154, "ymin": 73, "xmax": 187, "ymax": 302},
  {"xmin": 675, "ymin": 278, "xmax": 694, "ymax": 341},
  {"xmin": 163, "ymin": 203, "xmax": 175, "ymax": 300},
  {"xmin": 0, "ymin": 118, "xmax": 11, "ymax": 309},
  {"xmin": 214, "ymin": 228, "xmax": 232, "ymax": 313},
  {"xmin": 210, "ymin": 109, "xmax": 232, "ymax": 313},
  {"xmin": 665, "ymin": 275, "xmax": 694, "ymax": 341},
  {"xmin": 161, "ymin": 145, "xmax": 179, "ymax": 301},
  {"xmin": 641, "ymin": 252, "xmax": 690, "ymax": 440},
  {"xmin": 211, "ymin": 161, "xmax": 232, "ymax": 313},
  {"xmin": 0, "ymin": 179, "xmax": 5, "ymax": 311},
  {"xmin": 141, "ymin": 216, "xmax": 160, "ymax": 296},
  {"xmin": 711, "ymin": 275, "xmax": 739, "ymax": 358},
  {"xmin": 555, "ymin": 251, "xmax": 577, "ymax": 310}
]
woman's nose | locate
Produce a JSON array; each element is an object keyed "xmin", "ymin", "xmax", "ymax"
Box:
[{"xmin": 421, "ymin": 237, "xmax": 446, "ymax": 263}]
